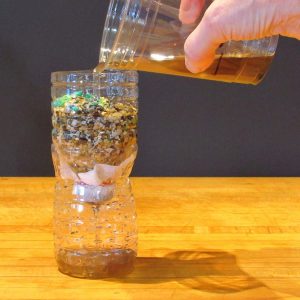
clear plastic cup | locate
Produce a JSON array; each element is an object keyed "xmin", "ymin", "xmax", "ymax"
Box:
[{"xmin": 98, "ymin": 0, "xmax": 279, "ymax": 84}]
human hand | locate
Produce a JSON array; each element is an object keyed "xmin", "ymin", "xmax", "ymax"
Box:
[{"xmin": 180, "ymin": 0, "xmax": 300, "ymax": 73}]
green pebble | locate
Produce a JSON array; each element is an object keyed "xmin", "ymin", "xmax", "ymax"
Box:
[
  {"xmin": 99, "ymin": 97, "xmax": 109, "ymax": 108},
  {"xmin": 72, "ymin": 91, "xmax": 83, "ymax": 97},
  {"xmin": 84, "ymin": 93, "xmax": 93, "ymax": 99},
  {"xmin": 67, "ymin": 104, "xmax": 80, "ymax": 112},
  {"xmin": 52, "ymin": 95, "xmax": 71, "ymax": 108}
]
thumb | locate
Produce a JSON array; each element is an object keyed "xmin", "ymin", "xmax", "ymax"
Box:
[{"xmin": 184, "ymin": 17, "xmax": 225, "ymax": 73}]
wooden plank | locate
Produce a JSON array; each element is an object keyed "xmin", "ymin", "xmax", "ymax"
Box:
[
  {"xmin": 0, "ymin": 178, "xmax": 300, "ymax": 300},
  {"xmin": 0, "ymin": 287, "xmax": 288, "ymax": 300}
]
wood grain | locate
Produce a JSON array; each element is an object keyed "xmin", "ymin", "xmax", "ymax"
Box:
[{"xmin": 0, "ymin": 177, "xmax": 299, "ymax": 300}]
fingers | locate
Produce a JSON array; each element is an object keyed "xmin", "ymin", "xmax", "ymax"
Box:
[
  {"xmin": 183, "ymin": 0, "xmax": 300, "ymax": 73},
  {"xmin": 184, "ymin": 15, "xmax": 225, "ymax": 73},
  {"xmin": 179, "ymin": 0, "xmax": 205, "ymax": 24}
]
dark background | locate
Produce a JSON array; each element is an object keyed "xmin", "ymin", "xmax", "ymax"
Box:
[{"xmin": 0, "ymin": 0, "xmax": 299, "ymax": 177}]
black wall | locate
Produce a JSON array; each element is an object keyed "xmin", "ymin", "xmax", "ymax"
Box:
[{"xmin": 0, "ymin": 0, "xmax": 299, "ymax": 176}]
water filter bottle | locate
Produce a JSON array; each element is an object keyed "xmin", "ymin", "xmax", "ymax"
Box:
[{"xmin": 51, "ymin": 69, "xmax": 138, "ymax": 278}]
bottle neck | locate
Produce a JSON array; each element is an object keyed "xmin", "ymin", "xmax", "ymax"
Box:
[{"xmin": 99, "ymin": 0, "xmax": 158, "ymax": 69}]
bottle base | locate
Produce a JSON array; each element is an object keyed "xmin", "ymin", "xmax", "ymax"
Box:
[{"xmin": 56, "ymin": 248, "xmax": 136, "ymax": 279}]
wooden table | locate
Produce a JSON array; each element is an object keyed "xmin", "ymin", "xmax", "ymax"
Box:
[{"xmin": 0, "ymin": 178, "xmax": 300, "ymax": 300}]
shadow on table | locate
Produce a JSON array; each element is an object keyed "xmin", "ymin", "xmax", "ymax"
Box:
[{"xmin": 105, "ymin": 249, "xmax": 275, "ymax": 296}]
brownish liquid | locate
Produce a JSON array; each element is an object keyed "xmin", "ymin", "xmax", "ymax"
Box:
[
  {"xmin": 56, "ymin": 248, "xmax": 136, "ymax": 279},
  {"xmin": 94, "ymin": 62, "xmax": 105, "ymax": 73},
  {"xmin": 97, "ymin": 55, "xmax": 274, "ymax": 85}
]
